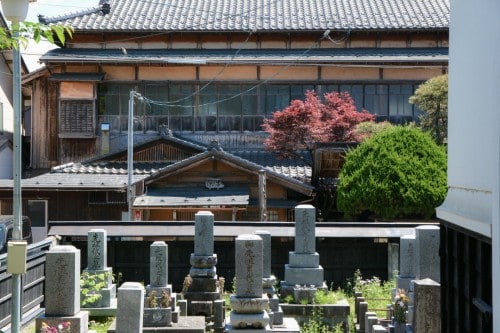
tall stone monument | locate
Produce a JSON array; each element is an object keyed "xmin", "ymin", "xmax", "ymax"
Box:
[
  {"xmin": 81, "ymin": 229, "xmax": 116, "ymax": 309},
  {"xmin": 184, "ymin": 211, "xmax": 225, "ymax": 331},
  {"xmin": 228, "ymin": 234, "xmax": 271, "ymax": 333},
  {"xmin": 143, "ymin": 241, "xmax": 178, "ymax": 327},
  {"xmin": 397, "ymin": 235, "xmax": 416, "ymax": 291},
  {"xmin": 280, "ymin": 205, "xmax": 326, "ymax": 302},
  {"xmin": 36, "ymin": 245, "xmax": 89, "ymax": 333}
]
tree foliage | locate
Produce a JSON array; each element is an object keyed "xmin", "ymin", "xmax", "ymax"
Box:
[
  {"xmin": 262, "ymin": 90, "xmax": 375, "ymax": 163},
  {"xmin": 0, "ymin": 21, "xmax": 73, "ymax": 50},
  {"xmin": 336, "ymin": 125, "xmax": 447, "ymax": 220},
  {"xmin": 409, "ymin": 74, "xmax": 448, "ymax": 145}
]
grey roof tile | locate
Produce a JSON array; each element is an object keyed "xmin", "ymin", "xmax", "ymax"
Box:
[{"xmin": 42, "ymin": 0, "xmax": 450, "ymax": 32}]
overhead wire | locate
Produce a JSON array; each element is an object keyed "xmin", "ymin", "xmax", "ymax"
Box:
[{"xmin": 138, "ymin": 30, "xmax": 333, "ymax": 110}]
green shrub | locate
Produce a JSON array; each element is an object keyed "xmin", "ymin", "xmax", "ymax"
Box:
[{"xmin": 336, "ymin": 125, "xmax": 447, "ymax": 220}]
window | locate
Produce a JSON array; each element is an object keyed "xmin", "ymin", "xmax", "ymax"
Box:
[
  {"xmin": 89, "ymin": 192, "xmax": 127, "ymax": 204},
  {"xmin": 267, "ymin": 210, "xmax": 279, "ymax": 221},
  {"xmin": 59, "ymin": 81, "xmax": 96, "ymax": 137},
  {"xmin": 97, "ymin": 82, "xmax": 421, "ymax": 133}
]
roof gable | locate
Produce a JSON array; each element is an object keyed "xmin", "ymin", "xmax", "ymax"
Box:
[
  {"xmin": 146, "ymin": 149, "xmax": 314, "ymax": 196},
  {"xmin": 89, "ymin": 136, "xmax": 205, "ymax": 163},
  {"xmin": 42, "ymin": 0, "xmax": 450, "ymax": 32}
]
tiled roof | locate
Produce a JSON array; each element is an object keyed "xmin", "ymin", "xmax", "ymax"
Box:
[
  {"xmin": 41, "ymin": 0, "xmax": 449, "ymax": 32},
  {"xmin": 231, "ymin": 150, "xmax": 312, "ymax": 184},
  {"xmin": 41, "ymin": 47, "xmax": 448, "ymax": 65},
  {"xmin": 51, "ymin": 161, "xmax": 170, "ymax": 175},
  {"xmin": 0, "ymin": 173, "xmax": 150, "ymax": 189}
]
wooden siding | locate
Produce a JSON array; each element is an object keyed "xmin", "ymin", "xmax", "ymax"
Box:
[
  {"xmin": 440, "ymin": 222, "xmax": 492, "ymax": 333},
  {"xmin": 113, "ymin": 142, "xmax": 196, "ymax": 162},
  {"xmin": 0, "ymin": 239, "xmax": 52, "ymax": 328}
]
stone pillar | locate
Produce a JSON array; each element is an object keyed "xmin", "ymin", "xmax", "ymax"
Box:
[
  {"xmin": 116, "ymin": 282, "xmax": 144, "ymax": 333},
  {"xmin": 87, "ymin": 228, "xmax": 107, "ymax": 270},
  {"xmin": 144, "ymin": 241, "xmax": 178, "ymax": 327},
  {"xmin": 82, "ymin": 229, "xmax": 116, "ymax": 308},
  {"xmin": 281, "ymin": 205, "xmax": 325, "ymax": 301},
  {"xmin": 150, "ymin": 241, "xmax": 168, "ymax": 287},
  {"xmin": 184, "ymin": 211, "xmax": 221, "ymax": 325},
  {"xmin": 358, "ymin": 302, "xmax": 368, "ymax": 330},
  {"xmin": 388, "ymin": 242, "xmax": 399, "ymax": 280},
  {"xmin": 36, "ymin": 245, "xmax": 88, "ymax": 333},
  {"xmin": 413, "ymin": 278, "xmax": 440, "ymax": 333},
  {"xmin": 365, "ymin": 312, "xmax": 377, "ymax": 333},
  {"xmin": 194, "ymin": 211, "xmax": 214, "ymax": 256},
  {"xmin": 254, "ymin": 230, "xmax": 283, "ymax": 326},
  {"xmin": 397, "ymin": 235, "xmax": 416, "ymax": 290},
  {"xmin": 295, "ymin": 205, "xmax": 316, "ymax": 253},
  {"xmin": 45, "ymin": 245, "xmax": 81, "ymax": 316},
  {"xmin": 415, "ymin": 226, "xmax": 440, "ymax": 283},
  {"xmin": 229, "ymin": 234, "xmax": 270, "ymax": 332}
]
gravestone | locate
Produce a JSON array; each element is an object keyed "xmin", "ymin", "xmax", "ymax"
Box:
[
  {"xmin": 36, "ymin": 245, "xmax": 89, "ymax": 333},
  {"xmin": 144, "ymin": 241, "xmax": 179, "ymax": 327},
  {"xmin": 81, "ymin": 229, "xmax": 117, "ymax": 312},
  {"xmin": 184, "ymin": 211, "xmax": 224, "ymax": 332},
  {"xmin": 228, "ymin": 234, "xmax": 271, "ymax": 333},
  {"xmin": 397, "ymin": 235, "xmax": 416, "ymax": 291},
  {"xmin": 280, "ymin": 205, "xmax": 326, "ymax": 302},
  {"xmin": 412, "ymin": 278, "xmax": 440, "ymax": 333},
  {"xmin": 415, "ymin": 226, "xmax": 440, "ymax": 283},
  {"xmin": 116, "ymin": 282, "xmax": 144, "ymax": 333},
  {"xmin": 254, "ymin": 230, "xmax": 283, "ymax": 326}
]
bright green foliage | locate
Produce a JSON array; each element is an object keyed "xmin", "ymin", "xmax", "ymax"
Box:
[
  {"xmin": 336, "ymin": 126, "xmax": 447, "ymax": 220},
  {"xmin": 0, "ymin": 21, "xmax": 73, "ymax": 49},
  {"xmin": 409, "ymin": 74, "xmax": 448, "ymax": 145}
]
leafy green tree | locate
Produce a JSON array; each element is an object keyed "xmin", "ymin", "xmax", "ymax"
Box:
[
  {"xmin": 0, "ymin": 21, "xmax": 73, "ymax": 49},
  {"xmin": 409, "ymin": 74, "xmax": 448, "ymax": 145},
  {"xmin": 336, "ymin": 125, "xmax": 447, "ymax": 220}
]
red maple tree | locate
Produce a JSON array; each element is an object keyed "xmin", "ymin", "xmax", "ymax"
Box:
[{"xmin": 262, "ymin": 90, "xmax": 375, "ymax": 163}]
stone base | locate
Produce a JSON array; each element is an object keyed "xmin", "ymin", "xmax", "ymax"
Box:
[
  {"xmin": 184, "ymin": 290, "xmax": 221, "ymax": 302},
  {"xmin": 230, "ymin": 310, "xmax": 270, "ymax": 329},
  {"xmin": 281, "ymin": 301, "xmax": 350, "ymax": 329},
  {"xmin": 226, "ymin": 324, "xmax": 273, "ymax": 333},
  {"xmin": 189, "ymin": 267, "xmax": 217, "ymax": 277},
  {"xmin": 146, "ymin": 284, "xmax": 173, "ymax": 296},
  {"xmin": 84, "ymin": 297, "xmax": 118, "ymax": 317},
  {"xmin": 36, "ymin": 311, "xmax": 89, "ymax": 333},
  {"xmin": 288, "ymin": 252, "xmax": 320, "ymax": 268},
  {"xmin": 230, "ymin": 296, "xmax": 269, "ymax": 313},
  {"xmin": 283, "ymin": 265, "xmax": 325, "ymax": 286},
  {"xmin": 268, "ymin": 317, "xmax": 300, "ymax": 333},
  {"xmin": 279, "ymin": 282, "xmax": 327, "ymax": 301},
  {"xmin": 108, "ymin": 315, "xmax": 206, "ymax": 333},
  {"xmin": 188, "ymin": 277, "xmax": 218, "ymax": 292},
  {"xmin": 83, "ymin": 267, "xmax": 113, "ymax": 286}
]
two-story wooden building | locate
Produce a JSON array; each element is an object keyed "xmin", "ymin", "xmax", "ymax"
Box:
[{"xmin": 0, "ymin": 0, "xmax": 449, "ymax": 225}]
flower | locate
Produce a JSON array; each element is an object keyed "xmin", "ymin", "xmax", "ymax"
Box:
[
  {"xmin": 40, "ymin": 321, "xmax": 71, "ymax": 333},
  {"xmin": 393, "ymin": 290, "xmax": 409, "ymax": 324}
]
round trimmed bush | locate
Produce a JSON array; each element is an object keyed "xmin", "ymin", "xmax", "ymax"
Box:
[{"xmin": 336, "ymin": 126, "xmax": 447, "ymax": 220}]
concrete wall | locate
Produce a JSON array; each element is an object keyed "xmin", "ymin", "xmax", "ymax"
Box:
[{"xmin": 436, "ymin": 0, "xmax": 500, "ymax": 330}]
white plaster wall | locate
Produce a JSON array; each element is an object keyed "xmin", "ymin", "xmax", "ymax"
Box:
[
  {"xmin": 437, "ymin": 0, "xmax": 500, "ymax": 238},
  {"xmin": 436, "ymin": 1, "xmax": 500, "ymax": 329}
]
